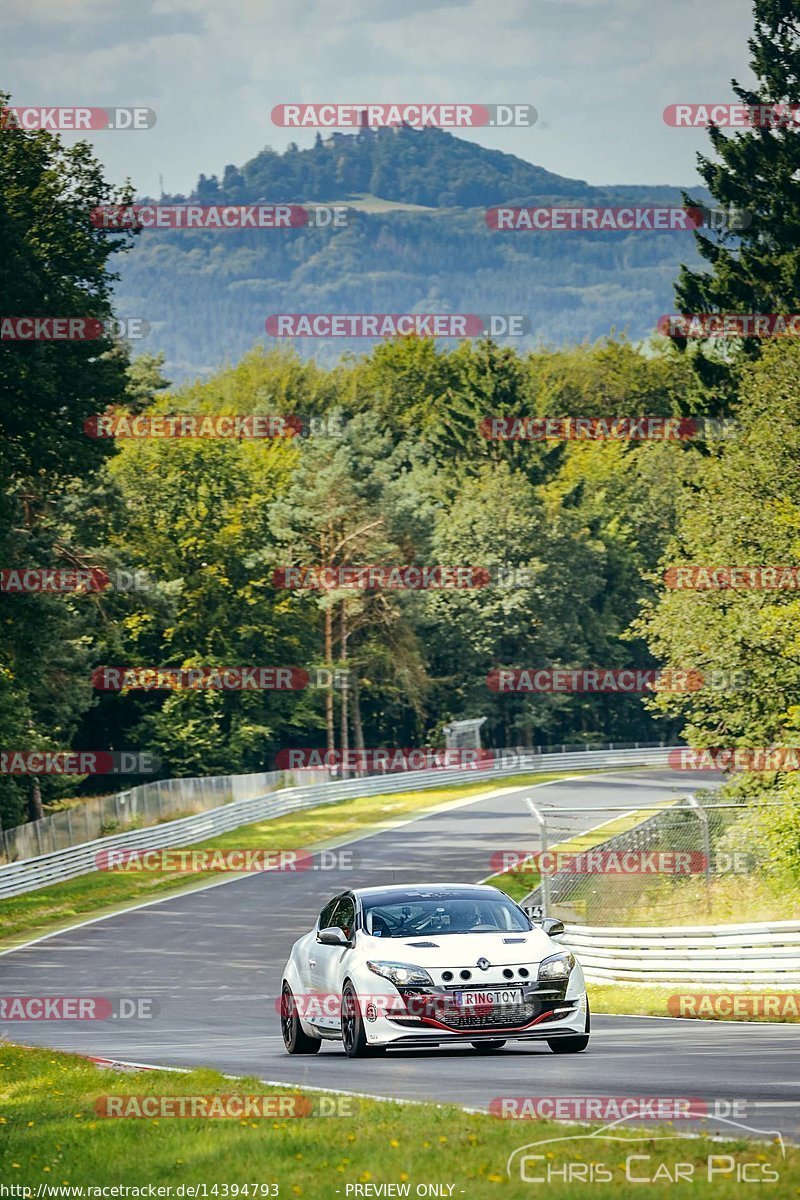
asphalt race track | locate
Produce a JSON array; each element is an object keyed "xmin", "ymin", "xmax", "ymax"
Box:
[{"xmin": 2, "ymin": 769, "xmax": 798, "ymax": 1143}]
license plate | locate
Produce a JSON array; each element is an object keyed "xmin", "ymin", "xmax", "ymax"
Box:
[{"xmin": 454, "ymin": 988, "xmax": 522, "ymax": 1008}]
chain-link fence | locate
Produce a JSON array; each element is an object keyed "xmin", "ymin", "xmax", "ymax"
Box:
[
  {"xmin": 0, "ymin": 769, "xmax": 322, "ymax": 864},
  {"xmin": 518, "ymin": 793, "xmax": 800, "ymax": 925}
]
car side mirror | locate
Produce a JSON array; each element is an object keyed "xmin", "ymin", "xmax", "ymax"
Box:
[
  {"xmin": 541, "ymin": 917, "xmax": 565, "ymax": 938},
  {"xmin": 316, "ymin": 926, "xmax": 351, "ymax": 946}
]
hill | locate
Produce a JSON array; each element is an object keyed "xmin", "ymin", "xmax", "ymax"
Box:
[{"xmin": 113, "ymin": 126, "xmax": 707, "ymax": 380}]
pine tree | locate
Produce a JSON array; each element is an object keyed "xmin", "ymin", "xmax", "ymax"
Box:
[{"xmin": 675, "ymin": 0, "xmax": 800, "ymax": 411}]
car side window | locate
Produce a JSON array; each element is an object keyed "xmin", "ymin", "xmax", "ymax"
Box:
[
  {"xmin": 318, "ymin": 897, "xmax": 340, "ymax": 930},
  {"xmin": 332, "ymin": 894, "xmax": 355, "ymax": 939}
]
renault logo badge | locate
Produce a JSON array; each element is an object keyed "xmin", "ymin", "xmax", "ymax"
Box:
[{"xmin": 477, "ymin": 957, "xmax": 490, "ymax": 971}]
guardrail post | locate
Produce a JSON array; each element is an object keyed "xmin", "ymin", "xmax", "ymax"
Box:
[{"xmin": 526, "ymin": 800, "xmax": 550, "ymax": 917}]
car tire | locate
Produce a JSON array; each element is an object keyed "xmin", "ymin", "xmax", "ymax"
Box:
[
  {"xmin": 471, "ymin": 1040, "xmax": 506, "ymax": 1053},
  {"xmin": 547, "ymin": 1000, "xmax": 590, "ymax": 1054},
  {"xmin": 280, "ymin": 982, "xmax": 321, "ymax": 1055},
  {"xmin": 341, "ymin": 981, "xmax": 386, "ymax": 1058}
]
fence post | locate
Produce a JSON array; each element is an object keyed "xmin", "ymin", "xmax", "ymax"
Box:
[
  {"xmin": 527, "ymin": 800, "xmax": 551, "ymax": 918},
  {"xmin": 66, "ymin": 807, "xmax": 73, "ymax": 844},
  {"xmin": 687, "ymin": 795, "xmax": 712, "ymax": 915}
]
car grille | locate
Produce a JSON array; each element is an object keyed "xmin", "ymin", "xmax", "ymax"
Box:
[
  {"xmin": 391, "ymin": 983, "xmax": 571, "ymax": 1031},
  {"xmin": 436, "ymin": 996, "xmax": 536, "ymax": 1029}
]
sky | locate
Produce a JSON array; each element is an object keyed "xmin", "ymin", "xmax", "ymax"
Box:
[{"xmin": 1, "ymin": 0, "xmax": 757, "ymax": 197}]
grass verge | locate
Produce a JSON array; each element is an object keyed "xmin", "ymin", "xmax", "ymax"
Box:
[
  {"xmin": 590, "ymin": 984, "xmax": 800, "ymax": 1022},
  {"xmin": 0, "ymin": 1043, "xmax": 794, "ymax": 1198},
  {"xmin": 0, "ymin": 770, "xmax": 577, "ymax": 949}
]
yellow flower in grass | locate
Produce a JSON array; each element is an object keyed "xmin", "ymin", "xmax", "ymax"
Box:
[
  {"xmin": 358, "ymin": 1173, "xmax": 372, "ymax": 1184},
  {"xmin": 390, "ymin": 1139, "xmax": 399, "ymax": 1148}
]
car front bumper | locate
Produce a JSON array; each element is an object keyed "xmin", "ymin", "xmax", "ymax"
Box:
[{"xmin": 353, "ymin": 969, "xmax": 588, "ymax": 1045}]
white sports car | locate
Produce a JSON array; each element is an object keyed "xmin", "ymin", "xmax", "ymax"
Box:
[{"xmin": 280, "ymin": 883, "xmax": 589, "ymax": 1057}]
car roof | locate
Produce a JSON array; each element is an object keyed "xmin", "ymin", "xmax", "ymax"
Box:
[{"xmin": 352, "ymin": 883, "xmax": 502, "ymax": 898}]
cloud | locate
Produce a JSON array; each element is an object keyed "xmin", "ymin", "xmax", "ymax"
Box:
[{"xmin": 0, "ymin": 0, "xmax": 756, "ymax": 193}]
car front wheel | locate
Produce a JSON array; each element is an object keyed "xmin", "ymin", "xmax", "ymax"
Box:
[
  {"xmin": 547, "ymin": 1000, "xmax": 590, "ymax": 1054},
  {"xmin": 281, "ymin": 982, "xmax": 321, "ymax": 1055},
  {"xmin": 341, "ymin": 981, "xmax": 386, "ymax": 1058}
]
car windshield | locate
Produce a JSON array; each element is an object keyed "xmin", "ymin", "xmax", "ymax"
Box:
[{"xmin": 361, "ymin": 892, "xmax": 531, "ymax": 938}]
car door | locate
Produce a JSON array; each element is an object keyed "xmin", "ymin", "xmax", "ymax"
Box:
[
  {"xmin": 307, "ymin": 894, "xmax": 349, "ymax": 1031},
  {"xmin": 315, "ymin": 893, "xmax": 357, "ymax": 1032}
]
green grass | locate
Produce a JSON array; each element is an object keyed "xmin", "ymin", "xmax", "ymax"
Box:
[
  {"xmin": 0, "ymin": 771, "xmax": 577, "ymax": 948},
  {"xmin": 589, "ymin": 984, "xmax": 800, "ymax": 1022},
  {"xmin": 1, "ymin": 1044, "xmax": 794, "ymax": 1198},
  {"xmin": 599, "ymin": 870, "xmax": 800, "ymax": 927}
]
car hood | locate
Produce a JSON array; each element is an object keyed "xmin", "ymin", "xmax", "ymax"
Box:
[{"xmin": 363, "ymin": 929, "xmax": 560, "ymax": 966}]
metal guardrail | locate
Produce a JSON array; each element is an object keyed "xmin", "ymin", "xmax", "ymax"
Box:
[
  {"xmin": 0, "ymin": 738, "xmax": 666, "ymax": 864},
  {"xmin": 0, "ymin": 745, "xmax": 676, "ymax": 899},
  {"xmin": 559, "ymin": 920, "xmax": 800, "ymax": 985}
]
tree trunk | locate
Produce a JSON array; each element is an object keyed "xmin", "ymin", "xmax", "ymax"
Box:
[
  {"xmin": 352, "ymin": 670, "xmax": 365, "ymax": 775},
  {"xmin": 324, "ymin": 605, "xmax": 334, "ymax": 753},
  {"xmin": 28, "ymin": 777, "xmax": 44, "ymax": 822},
  {"xmin": 339, "ymin": 602, "xmax": 349, "ymax": 777}
]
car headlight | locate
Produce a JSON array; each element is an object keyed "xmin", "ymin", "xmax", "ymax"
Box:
[
  {"xmin": 538, "ymin": 951, "xmax": 575, "ymax": 981},
  {"xmin": 367, "ymin": 961, "xmax": 434, "ymax": 987}
]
